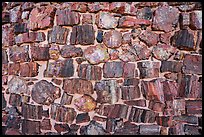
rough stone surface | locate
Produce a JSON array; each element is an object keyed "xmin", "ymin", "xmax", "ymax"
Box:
[
  {"xmin": 70, "ymin": 24, "xmax": 95, "ymax": 45},
  {"xmin": 96, "ymin": 12, "xmax": 118, "ymax": 29},
  {"xmin": 56, "ymin": 10, "xmax": 80, "ymax": 26},
  {"xmin": 171, "ymin": 29, "xmax": 195, "ymax": 50},
  {"xmin": 78, "ymin": 64, "xmax": 102, "ymax": 80},
  {"xmin": 44, "ymin": 59, "xmax": 74, "ymax": 77},
  {"xmin": 190, "ymin": 11, "xmax": 202, "ymax": 30},
  {"xmin": 139, "ymin": 30, "xmax": 159, "ymax": 47},
  {"xmin": 48, "ymin": 26, "xmax": 69, "ymax": 44},
  {"xmin": 103, "ymin": 61, "xmax": 124, "ymax": 78},
  {"xmin": 182, "ymin": 54, "xmax": 202, "ymax": 74},
  {"xmin": 28, "ymin": 6, "xmax": 56, "ymax": 30},
  {"xmin": 152, "ymin": 44, "xmax": 177, "ymax": 61},
  {"xmin": 9, "ymin": 45, "xmax": 30, "ymax": 63},
  {"xmin": 2, "ymin": 24, "xmax": 15, "ymax": 47},
  {"xmin": 152, "ymin": 5, "xmax": 179, "ymax": 32},
  {"xmin": 30, "ymin": 44, "xmax": 50, "ymax": 61},
  {"xmin": 161, "ymin": 61, "xmax": 183, "ymax": 73},
  {"xmin": 74, "ymin": 95, "xmax": 97, "ymax": 112},
  {"xmin": 63, "ymin": 78, "xmax": 94, "ymax": 94},
  {"xmin": 31, "ymin": 80, "xmax": 61, "ymax": 105},
  {"xmin": 60, "ymin": 45, "xmax": 83, "ymax": 58},
  {"xmin": 95, "ymin": 79, "xmax": 120, "ymax": 104},
  {"xmin": 84, "ymin": 44, "xmax": 109, "ymax": 64},
  {"xmin": 103, "ymin": 30, "xmax": 122, "ymax": 49}
]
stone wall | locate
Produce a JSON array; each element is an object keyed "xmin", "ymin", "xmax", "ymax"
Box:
[{"xmin": 2, "ymin": 2, "xmax": 202, "ymax": 135}]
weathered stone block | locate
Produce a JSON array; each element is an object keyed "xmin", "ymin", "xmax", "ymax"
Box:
[
  {"xmin": 31, "ymin": 80, "xmax": 61, "ymax": 105},
  {"xmin": 139, "ymin": 30, "xmax": 159, "ymax": 47},
  {"xmin": 78, "ymin": 64, "xmax": 102, "ymax": 80},
  {"xmin": 22, "ymin": 103, "xmax": 43, "ymax": 119},
  {"xmin": 48, "ymin": 26, "xmax": 69, "ymax": 44},
  {"xmin": 30, "ymin": 44, "xmax": 50, "ymax": 61},
  {"xmin": 103, "ymin": 30, "xmax": 122, "ymax": 48},
  {"xmin": 70, "ymin": 24, "xmax": 95, "ymax": 45},
  {"xmin": 56, "ymin": 10, "xmax": 80, "ymax": 26},
  {"xmin": 103, "ymin": 61, "xmax": 124, "ymax": 78},
  {"xmin": 60, "ymin": 45, "xmax": 83, "ymax": 58},
  {"xmin": 28, "ymin": 6, "xmax": 56, "ymax": 30},
  {"xmin": 44, "ymin": 59, "xmax": 74, "ymax": 77},
  {"xmin": 161, "ymin": 61, "xmax": 183, "ymax": 73},
  {"xmin": 63, "ymin": 78, "xmax": 93, "ymax": 94},
  {"xmin": 22, "ymin": 119, "xmax": 41, "ymax": 135},
  {"xmin": 19, "ymin": 62, "xmax": 39, "ymax": 77},
  {"xmin": 96, "ymin": 12, "xmax": 118, "ymax": 29}
]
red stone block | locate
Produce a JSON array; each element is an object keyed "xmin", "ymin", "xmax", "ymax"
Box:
[
  {"xmin": 183, "ymin": 54, "xmax": 202, "ymax": 74},
  {"xmin": 141, "ymin": 79, "xmax": 164, "ymax": 103},
  {"xmin": 160, "ymin": 32, "xmax": 171, "ymax": 44},
  {"xmin": 156, "ymin": 116, "xmax": 173, "ymax": 127},
  {"xmin": 161, "ymin": 61, "xmax": 183, "ymax": 73},
  {"xmin": 190, "ymin": 11, "xmax": 202, "ymax": 30},
  {"xmin": 28, "ymin": 6, "xmax": 56, "ymax": 30},
  {"xmin": 2, "ymin": 24, "xmax": 15, "ymax": 47},
  {"xmin": 8, "ymin": 63, "xmax": 20, "ymax": 75},
  {"xmin": 56, "ymin": 9, "xmax": 80, "ymax": 26},
  {"xmin": 15, "ymin": 32, "xmax": 46, "ymax": 44},
  {"xmin": 178, "ymin": 74, "xmax": 201, "ymax": 98},
  {"xmin": 60, "ymin": 92, "xmax": 73, "ymax": 105},
  {"xmin": 103, "ymin": 30, "xmax": 122, "ymax": 48},
  {"xmin": 169, "ymin": 122, "xmax": 185, "ymax": 135},
  {"xmin": 60, "ymin": 45, "xmax": 83, "ymax": 58},
  {"xmin": 114, "ymin": 121, "xmax": 139, "ymax": 135},
  {"xmin": 162, "ymin": 80, "xmax": 178, "ymax": 101},
  {"xmin": 19, "ymin": 62, "xmax": 39, "ymax": 77},
  {"xmin": 123, "ymin": 63, "xmax": 135, "ymax": 78},
  {"xmin": 152, "ymin": 5, "xmax": 179, "ymax": 32},
  {"xmin": 123, "ymin": 78, "xmax": 139, "ymax": 86},
  {"xmin": 30, "ymin": 44, "xmax": 50, "ymax": 61},
  {"xmin": 171, "ymin": 29, "xmax": 195, "ymax": 50},
  {"xmin": 63, "ymin": 78, "xmax": 93, "ymax": 94},
  {"xmin": 149, "ymin": 100, "xmax": 165, "ymax": 112},
  {"xmin": 2, "ymin": 64, "xmax": 8, "ymax": 75},
  {"xmin": 173, "ymin": 99, "xmax": 186, "ymax": 116},
  {"xmin": 88, "ymin": 2, "xmax": 110, "ymax": 13},
  {"xmin": 95, "ymin": 79, "xmax": 120, "ymax": 104},
  {"xmin": 78, "ymin": 64, "xmax": 102, "ymax": 80},
  {"xmin": 139, "ymin": 30, "xmax": 159, "ymax": 47},
  {"xmin": 9, "ymin": 45, "xmax": 30, "ymax": 63},
  {"xmin": 5, "ymin": 129, "xmax": 22, "ymax": 135},
  {"xmin": 51, "ymin": 78, "xmax": 62, "ymax": 85}
]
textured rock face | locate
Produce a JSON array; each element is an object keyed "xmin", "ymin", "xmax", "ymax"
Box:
[
  {"xmin": 152, "ymin": 5, "xmax": 179, "ymax": 32},
  {"xmin": 103, "ymin": 30, "xmax": 122, "ymax": 48},
  {"xmin": 74, "ymin": 95, "xmax": 97, "ymax": 112},
  {"xmin": 2, "ymin": 2, "xmax": 202, "ymax": 135},
  {"xmin": 60, "ymin": 45, "xmax": 83, "ymax": 58},
  {"xmin": 96, "ymin": 12, "xmax": 118, "ymax": 29},
  {"xmin": 171, "ymin": 29, "xmax": 195, "ymax": 50},
  {"xmin": 44, "ymin": 59, "xmax": 74, "ymax": 77},
  {"xmin": 31, "ymin": 80, "xmax": 61, "ymax": 105},
  {"xmin": 28, "ymin": 6, "xmax": 56, "ymax": 30},
  {"xmin": 70, "ymin": 24, "xmax": 95, "ymax": 45},
  {"xmin": 63, "ymin": 78, "xmax": 94, "ymax": 94},
  {"xmin": 84, "ymin": 44, "xmax": 109, "ymax": 64}
]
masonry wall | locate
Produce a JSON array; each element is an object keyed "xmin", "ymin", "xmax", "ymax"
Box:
[{"xmin": 2, "ymin": 2, "xmax": 202, "ymax": 135}]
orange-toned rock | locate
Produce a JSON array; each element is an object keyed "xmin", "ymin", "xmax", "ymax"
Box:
[{"xmin": 74, "ymin": 95, "xmax": 97, "ymax": 112}]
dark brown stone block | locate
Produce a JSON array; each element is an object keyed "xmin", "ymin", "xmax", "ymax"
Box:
[
  {"xmin": 48, "ymin": 26, "xmax": 69, "ymax": 44},
  {"xmin": 30, "ymin": 44, "xmax": 50, "ymax": 61},
  {"xmin": 161, "ymin": 61, "xmax": 183, "ymax": 73},
  {"xmin": 9, "ymin": 93, "xmax": 21, "ymax": 106},
  {"xmin": 63, "ymin": 78, "xmax": 93, "ymax": 94},
  {"xmin": 19, "ymin": 62, "xmax": 39, "ymax": 77},
  {"xmin": 124, "ymin": 99, "xmax": 146, "ymax": 107},
  {"xmin": 162, "ymin": 80, "xmax": 178, "ymax": 101},
  {"xmin": 14, "ymin": 23, "xmax": 28, "ymax": 34},
  {"xmin": 171, "ymin": 29, "xmax": 195, "ymax": 50},
  {"xmin": 22, "ymin": 103, "xmax": 43, "ymax": 120},
  {"xmin": 121, "ymin": 86, "xmax": 140, "ymax": 100},
  {"xmin": 41, "ymin": 118, "xmax": 52, "ymax": 130},
  {"xmin": 44, "ymin": 59, "xmax": 74, "ymax": 77},
  {"xmin": 54, "ymin": 123, "xmax": 70, "ymax": 133},
  {"xmin": 60, "ymin": 92, "xmax": 73, "ymax": 105},
  {"xmin": 103, "ymin": 61, "xmax": 124, "ymax": 78},
  {"xmin": 183, "ymin": 54, "xmax": 202, "ymax": 74},
  {"xmin": 70, "ymin": 24, "xmax": 95, "ymax": 45},
  {"xmin": 78, "ymin": 64, "xmax": 102, "ymax": 80},
  {"xmin": 156, "ymin": 116, "xmax": 173, "ymax": 127}
]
